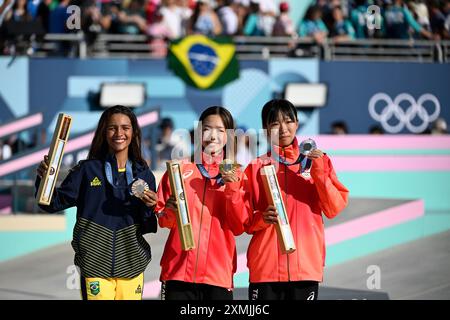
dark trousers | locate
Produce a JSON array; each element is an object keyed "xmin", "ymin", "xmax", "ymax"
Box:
[
  {"xmin": 161, "ymin": 280, "xmax": 233, "ymax": 300},
  {"xmin": 249, "ymin": 281, "xmax": 319, "ymax": 300}
]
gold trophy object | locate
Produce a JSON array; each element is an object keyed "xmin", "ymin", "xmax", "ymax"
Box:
[
  {"xmin": 37, "ymin": 113, "xmax": 72, "ymax": 205},
  {"xmin": 260, "ymin": 165, "xmax": 296, "ymax": 254},
  {"xmin": 166, "ymin": 160, "xmax": 195, "ymax": 251}
]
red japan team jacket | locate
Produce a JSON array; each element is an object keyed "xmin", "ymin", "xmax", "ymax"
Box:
[
  {"xmin": 242, "ymin": 138, "xmax": 349, "ymax": 283},
  {"xmin": 155, "ymin": 154, "xmax": 248, "ymax": 289}
]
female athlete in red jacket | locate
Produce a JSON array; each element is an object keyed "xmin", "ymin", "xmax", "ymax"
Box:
[
  {"xmin": 155, "ymin": 106, "xmax": 247, "ymax": 300},
  {"xmin": 243, "ymin": 99, "xmax": 349, "ymax": 300}
]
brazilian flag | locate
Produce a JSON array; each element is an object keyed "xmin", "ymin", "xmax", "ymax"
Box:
[{"xmin": 168, "ymin": 35, "xmax": 239, "ymax": 90}]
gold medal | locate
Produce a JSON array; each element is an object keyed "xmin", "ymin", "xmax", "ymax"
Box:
[{"xmin": 219, "ymin": 159, "xmax": 239, "ymax": 174}]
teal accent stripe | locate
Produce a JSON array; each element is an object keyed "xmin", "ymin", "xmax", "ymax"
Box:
[
  {"xmin": 234, "ymin": 212, "xmax": 450, "ymax": 288},
  {"xmin": 327, "ymin": 149, "xmax": 450, "ymax": 156},
  {"xmin": 0, "ymin": 208, "xmax": 76, "ymax": 262},
  {"xmin": 325, "ymin": 212, "xmax": 450, "ymax": 267},
  {"xmin": 337, "ymin": 172, "xmax": 450, "ymax": 211}
]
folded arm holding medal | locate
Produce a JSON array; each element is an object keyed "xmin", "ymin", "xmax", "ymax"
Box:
[
  {"xmin": 261, "ymin": 148, "xmax": 324, "ymax": 224},
  {"xmin": 162, "ymin": 167, "xmax": 240, "ymax": 217},
  {"xmin": 37, "ymin": 156, "xmax": 158, "ymax": 209},
  {"xmin": 140, "ymin": 189, "xmax": 158, "ymax": 208}
]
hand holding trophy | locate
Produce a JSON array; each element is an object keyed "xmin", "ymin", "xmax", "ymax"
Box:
[
  {"xmin": 260, "ymin": 165, "xmax": 296, "ymax": 254},
  {"xmin": 166, "ymin": 160, "xmax": 195, "ymax": 250},
  {"xmin": 37, "ymin": 113, "xmax": 72, "ymax": 206}
]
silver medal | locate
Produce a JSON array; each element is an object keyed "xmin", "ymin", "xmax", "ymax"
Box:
[
  {"xmin": 299, "ymin": 138, "xmax": 317, "ymax": 156},
  {"xmin": 131, "ymin": 178, "xmax": 149, "ymax": 198}
]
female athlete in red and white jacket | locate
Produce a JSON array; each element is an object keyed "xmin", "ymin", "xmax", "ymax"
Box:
[
  {"xmin": 155, "ymin": 106, "xmax": 247, "ymax": 300},
  {"xmin": 242, "ymin": 99, "xmax": 349, "ymax": 300}
]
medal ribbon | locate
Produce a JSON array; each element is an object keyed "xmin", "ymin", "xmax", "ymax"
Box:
[
  {"xmin": 196, "ymin": 164, "xmax": 224, "ymax": 186},
  {"xmin": 104, "ymin": 155, "xmax": 135, "ymax": 195},
  {"xmin": 270, "ymin": 144, "xmax": 312, "ymax": 173}
]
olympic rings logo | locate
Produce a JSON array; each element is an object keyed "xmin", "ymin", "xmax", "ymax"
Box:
[{"xmin": 368, "ymin": 93, "xmax": 441, "ymax": 133}]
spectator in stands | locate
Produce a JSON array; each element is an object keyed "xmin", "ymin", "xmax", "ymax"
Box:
[
  {"xmin": 331, "ymin": 121, "xmax": 349, "ymax": 135},
  {"xmin": 189, "ymin": 0, "xmax": 222, "ymax": 36},
  {"xmin": 258, "ymin": 0, "xmax": 277, "ymax": 36},
  {"xmin": 145, "ymin": 0, "xmax": 159, "ymax": 25},
  {"xmin": 0, "ymin": 0, "xmax": 14, "ymax": 25},
  {"xmin": 369, "ymin": 125, "xmax": 384, "ymax": 135},
  {"xmin": 316, "ymin": 0, "xmax": 340, "ymax": 32},
  {"xmin": 243, "ymin": 0, "xmax": 265, "ymax": 36},
  {"xmin": 36, "ymin": 0, "xmax": 52, "ymax": 32},
  {"xmin": 428, "ymin": 0, "xmax": 450, "ymax": 40},
  {"xmin": 81, "ymin": 0, "xmax": 112, "ymax": 44},
  {"xmin": 7, "ymin": 133, "xmax": 27, "ymax": 154},
  {"xmin": 27, "ymin": 0, "xmax": 41, "ymax": 19},
  {"xmin": 0, "ymin": 139, "xmax": 12, "ymax": 160},
  {"xmin": 176, "ymin": 0, "xmax": 193, "ymax": 37},
  {"xmin": 117, "ymin": 0, "xmax": 147, "ymax": 34},
  {"xmin": 2, "ymin": 0, "xmax": 34, "ymax": 54},
  {"xmin": 5, "ymin": 0, "xmax": 32, "ymax": 22},
  {"xmin": 384, "ymin": 0, "xmax": 433, "ymax": 39},
  {"xmin": 156, "ymin": 117, "xmax": 176, "ymax": 169},
  {"xmin": 409, "ymin": 0, "xmax": 431, "ymax": 31},
  {"xmin": 49, "ymin": 0, "xmax": 71, "ymax": 34},
  {"xmin": 237, "ymin": 0, "xmax": 250, "ymax": 6},
  {"xmin": 330, "ymin": 5, "xmax": 356, "ymax": 41},
  {"xmin": 350, "ymin": 0, "xmax": 369, "ymax": 39},
  {"xmin": 431, "ymin": 117, "xmax": 448, "ymax": 135},
  {"xmin": 100, "ymin": 1, "xmax": 123, "ymax": 34},
  {"xmin": 142, "ymin": 136, "xmax": 153, "ymax": 166},
  {"xmin": 217, "ymin": 0, "xmax": 239, "ymax": 36},
  {"xmin": 28, "ymin": 128, "xmax": 47, "ymax": 149},
  {"xmin": 350, "ymin": 0, "xmax": 384, "ymax": 38},
  {"xmin": 234, "ymin": 0, "xmax": 250, "ymax": 34},
  {"xmin": 298, "ymin": 5, "xmax": 328, "ymax": 44},
  {"xmin": 445, "ymin": 1, "xmax": 450, "ymax": 33},
  {"xmin": 272, "ymin": 1, "xmax": 296, "ymax": 37},
  {"xmin": 160, "ymin": 0, "xmax": 184, "ymax": 39},
  {"xmin": 147, "ymin": 6, "xmax": 170, "ymax": 56}
]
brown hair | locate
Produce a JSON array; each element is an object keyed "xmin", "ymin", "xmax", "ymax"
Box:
[{"xmin": 87, "ymin": 105, "xmax": 146, "ymax": 166}]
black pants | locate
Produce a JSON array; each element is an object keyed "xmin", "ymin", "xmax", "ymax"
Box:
[
  {"xmin": 249, "ymin": 281, "xmax": 319, "ymax": 300},
  {"xmin": 161, "ymin": 280, "xmax": 233, "ymax": 300}
]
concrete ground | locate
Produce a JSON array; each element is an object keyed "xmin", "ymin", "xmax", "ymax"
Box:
[{"xmin": 1, "ymin": 198, "xmax": 448, "ymax": 300}]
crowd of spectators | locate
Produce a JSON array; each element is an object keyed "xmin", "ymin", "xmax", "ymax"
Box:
[
  {"xmin": 0, "ymin": 128, "xmax": 46, "ymax": 161},
  {"xmin": 329, "ymin": 117, "xmax": 448, "ymax": 134},
  {"xmin": 0, "ymin": 0, "xmax": 449, "ymax": 53}
]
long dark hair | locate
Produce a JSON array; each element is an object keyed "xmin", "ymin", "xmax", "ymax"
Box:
[
  {"xmin": 193, "ymin": 106, "xmax": 236, "ymax": 162},
  {"xmin": 88, "ymin": 105, "xmax": 146, "ymax": 166}
]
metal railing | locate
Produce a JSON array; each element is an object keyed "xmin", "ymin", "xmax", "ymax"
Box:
[
  {"xmin": 326, "ymin": 38, "xmax": 445, "ymax": 63},
  {"xmin": 4, "ymin": 33, "xmax": 450, "ymax": 63}
]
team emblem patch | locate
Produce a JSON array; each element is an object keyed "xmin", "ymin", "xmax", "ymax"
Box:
[
  {"xmin": 89, "ymin": 281, "xmax": 100, "ymax": 295},
  {"xmin": 135, "ymin": 284, "xmax": 142, "ymax": 295},
  {"xmin": 90, "ymin": 177, "xmax": 102, "ymax": 187}
]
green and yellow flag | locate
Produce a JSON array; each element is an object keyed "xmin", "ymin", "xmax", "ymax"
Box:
[{"xmin": 168, "ymin": 35, "xmax": 239, "ymax": 90}]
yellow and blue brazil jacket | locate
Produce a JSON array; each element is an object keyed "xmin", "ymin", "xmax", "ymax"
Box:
[{"xmin": 35, "ymin": 156, "xmax": 157, "ymax": 279}]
